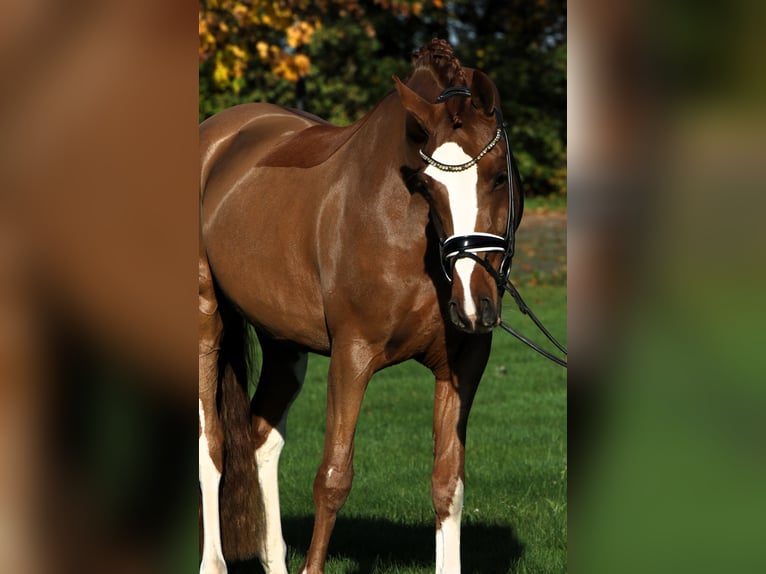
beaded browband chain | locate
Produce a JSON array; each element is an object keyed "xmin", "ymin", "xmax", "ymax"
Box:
[{"xmin": 418, "ymin": 128, "xmax": 503, "ymax": 172}]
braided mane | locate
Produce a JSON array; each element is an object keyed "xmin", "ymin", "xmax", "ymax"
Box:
[
  {"xmin": 411, "ymin": 38, "xmax": 468, "ymax": 127},
  {"xmin": 411, "ymin": 38, "xmax": 467, "ymax": 88}
]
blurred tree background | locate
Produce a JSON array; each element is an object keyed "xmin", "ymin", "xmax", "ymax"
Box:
[{"xmin": 199, "ymin": 0, "xmax": 565, "ymax": 197}]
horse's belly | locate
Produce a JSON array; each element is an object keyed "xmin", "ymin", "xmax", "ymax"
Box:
[
  {"xmin": 234, "ymin": 279, "xmax": 330, "ymax": 353},
  {"xmin": 207, "ymin": 240, "xmax": 330, "ymax": 352},
  {"xmin": 203, "ymin": 173, "xmax": 330, "ymax": 353}
]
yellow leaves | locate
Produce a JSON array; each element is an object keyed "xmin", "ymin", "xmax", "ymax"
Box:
[
  {"xmin": 232, "ymin": 2, "xmax": 248, "ymax": 23},
  {"xmin": 256, "ymin": 41, "xmax": 269, "ymax": 61},
  {"xmin": 270, "ymin": 52, "xmax": 311, "ymax": 83},
  {"xmin": 253, "ymin": 42, "xmax": 312, "ymax": 83},
  {"xmin": 227, "ymin": 44, "xmax": 246, "ymax": 60},
  {"xmin": 204, "ymin": 0, "xmax": 468, "ymax": 91},
  {"xmin": 199, "ymin": 12, "xmax": 219, "ymax": 61},
  {"xmin": 271, "ymin": 1, "xmax": 293, "ymax": 21},
  {"xmin": 293, "ymin": 53, "xmax": 311, "ymax": 76},
  {"xmin": 272, "ymin": 59, "xmax": 298, "ymax": 83},
  {"xmin": 213, "ymin": 59, "xmax": 230, "ymax": 85},
  {"xmin": 210, "ymin": 43, "xmax": 249, "ymax": 92},
  {"xmin": 286, "ymin": 20, "xmax": 317, "ymax": 48},
  {"xmin": 201, "ymin": 1, "xmax": 321, "ymax": 90},
  {"xmin": 252, "ymin": 0, "xmax": 298, "ymax": 30}
]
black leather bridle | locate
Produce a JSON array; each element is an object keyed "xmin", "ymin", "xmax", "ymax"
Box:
[
  {"xmin": 419, "ymin": 87, "xmax": 518, "ymax": 290},
  {"xmin": 421, "ymin": 86, "xmax": 567, "ymax": 368}
]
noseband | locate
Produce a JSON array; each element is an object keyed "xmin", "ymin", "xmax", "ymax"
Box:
[{"xmin": 419, "ymin": 87, "xmax": 519, "ymax": 290}]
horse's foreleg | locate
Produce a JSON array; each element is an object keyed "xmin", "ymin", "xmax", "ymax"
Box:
[
  {"xmin": 199, "ymin": 256, "xmax": 227, "ymax": 574},
  {"xmin": 431, "ymin": 335, "xmax": 491, "ymax": 574},
  {"xmin": 300, "ymin": 342, "xmax": 377, "ymax": 574},
  {"xmin": 432, "ymin": 378, "xmax": 466, "ymax": 574},
  {"xmin": 252, "ymin": 337, "xmax": 308, "ymax": 574}
]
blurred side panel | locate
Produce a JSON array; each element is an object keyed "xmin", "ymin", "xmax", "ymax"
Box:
[
  {"xmin": 569, "ymin": 0, "xmax": 766, "ymax": 572},
  {"xmin": 0, "ymin": 0, "xmax": 198, "ymax": 572}
]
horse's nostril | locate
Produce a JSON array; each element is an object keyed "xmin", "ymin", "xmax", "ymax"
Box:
[
  {"xmin": 479, "ymin": 297, "xmax": 496, "ymax": 328},
  {"xmin": 449, "ymin": 300, "xmax": 466, "ymax": 329}
]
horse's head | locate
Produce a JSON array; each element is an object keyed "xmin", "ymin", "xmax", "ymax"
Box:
[{"xmin": 395, "ymin": 44, "xmax": 522, "ymax": 334}]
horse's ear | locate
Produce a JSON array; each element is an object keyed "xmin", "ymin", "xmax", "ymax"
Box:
[
  {"xmin": 393, "ymin": 75, "xmax": 436, "ymax": 134},
  {"xmin": 470, "ymin": 70, "xmax": 496, "ymax": 116}
]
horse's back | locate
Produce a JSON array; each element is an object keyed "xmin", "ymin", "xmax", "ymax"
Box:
[{"xmin": 199, "ymin": 103, "xmax": 326, "ymax": 201}]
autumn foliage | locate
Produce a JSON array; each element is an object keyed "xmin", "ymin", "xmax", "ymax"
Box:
[{"xmin": 198, "ymin": 0, "xmax": 566, "ymax": 197}]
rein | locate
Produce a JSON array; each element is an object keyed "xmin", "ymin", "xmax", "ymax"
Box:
[
  {"xmin": 422, "ymin": 87, "xmax": 568, "ymax": 368},
  {"xmin": 499, "ymin": 280, "xmax": 568, "ymax": 368}
]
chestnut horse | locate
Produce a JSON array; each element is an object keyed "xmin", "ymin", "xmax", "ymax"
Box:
[{"xmin": 198, "ymin": 40, "xmax": 523, "ymax": 574}]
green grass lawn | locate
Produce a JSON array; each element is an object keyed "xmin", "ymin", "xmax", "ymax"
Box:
[{"xmin": 247, "ymin": 285, "xmax": 567, "ymax": 573}]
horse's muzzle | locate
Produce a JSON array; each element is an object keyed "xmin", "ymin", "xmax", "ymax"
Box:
[{"xmin": 448, "ymin": 296, "xmax": 499, "ymax": 334}]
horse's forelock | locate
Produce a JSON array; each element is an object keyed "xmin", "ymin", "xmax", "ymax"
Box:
[{"xmin": 410, "ymin": 39, "xmax": 468, "ymax": 127}]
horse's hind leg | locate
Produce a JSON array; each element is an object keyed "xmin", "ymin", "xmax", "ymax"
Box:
[
  {"xmin": 252, "ymin": 335, "xmax": 308, "ymax": 574},
  {"xmin": 199, "ymin": 255, "xmax": 227, "ymax": 574}
]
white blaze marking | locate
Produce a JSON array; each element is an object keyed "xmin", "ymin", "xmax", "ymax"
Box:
[
  {"xmin": 256, "ymin": 428, "xmax": 288, "ymax": 574},
  {"xmin": 424, "ymin": 143, "xmax": 479, "ymax": 319},
  {"xmin": 199, "ymin": 399, "xmax": 227, "ymax": 574},
  {"xmin": 435, "ymin": 478, "xmax": 464, "ymax": 574}
]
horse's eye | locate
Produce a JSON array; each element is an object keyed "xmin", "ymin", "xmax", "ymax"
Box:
[{"xmin": 493, "ymin": 172, "xmax": 508, "ymax": 189}]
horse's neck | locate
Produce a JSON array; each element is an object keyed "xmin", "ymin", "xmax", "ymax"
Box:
[
  {"xmin": 335, "ymin": 94, "xmax": 433, "ymax": 247},
  {"xmin": 343, "ymin": 93, "xmax": 409, "ymax": 181}
]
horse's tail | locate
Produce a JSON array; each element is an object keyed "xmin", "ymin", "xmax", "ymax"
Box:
[{"xmin": 217, "ymin": 299, "xmax": 264, "ymax": 561}]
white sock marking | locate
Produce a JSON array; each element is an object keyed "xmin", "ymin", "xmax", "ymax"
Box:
[
  {"xmin": 256, "ymin": 352, "xmax": 306, "ymax": 574},
  {"xmin": 256, "ymin": 428, "xmax": 288, "ymax": 574},
  {"xmin": 199, "ymin": 399, "xmax": 227, "ymax": 574},
  {"xmin": 425, "ymin": 143, "xmax": 479, "ymax": 318},
  {"xmin": 435, "ymin": 478, "xmax": 464, "ymax": 574}
]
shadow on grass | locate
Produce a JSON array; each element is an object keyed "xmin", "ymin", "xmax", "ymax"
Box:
[{"xmin": 228, "ymin": 515, "xmax": 524, "ymax": 573}]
